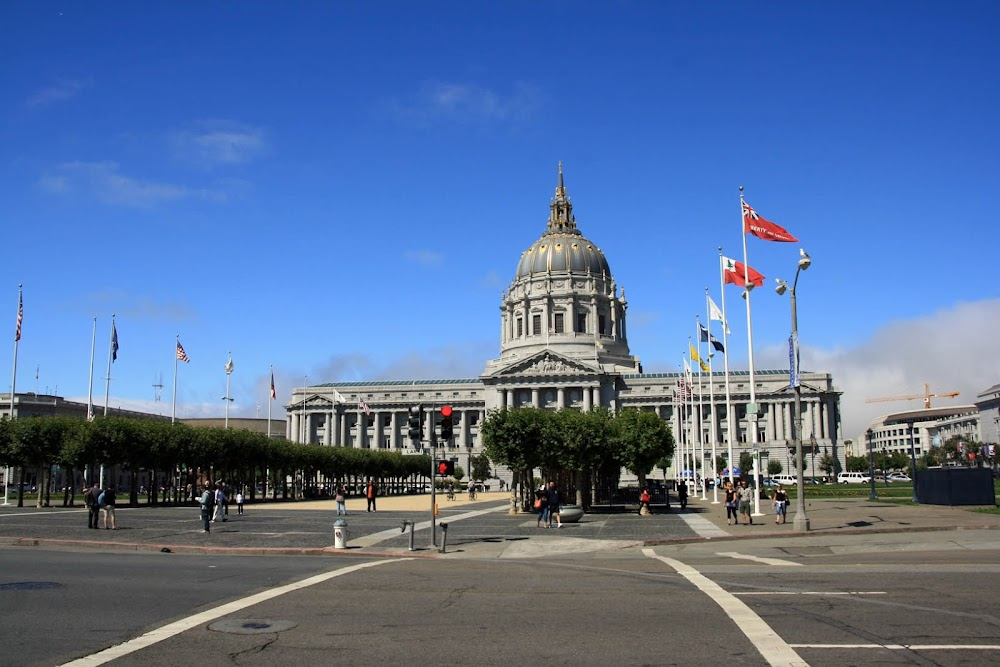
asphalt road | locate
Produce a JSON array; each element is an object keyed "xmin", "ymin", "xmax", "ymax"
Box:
[{"xmin": 3, "ymin": 505, "xmax": 1000, "ymax": 666}]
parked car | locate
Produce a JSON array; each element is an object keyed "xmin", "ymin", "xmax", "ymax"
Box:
[
  {"xmin": 887, "ymin": 473, "xmax": 911, "ymax": 482},
  {"xmin": 837, "ymin": 472, "xmax": 872, "ymax": 484}
]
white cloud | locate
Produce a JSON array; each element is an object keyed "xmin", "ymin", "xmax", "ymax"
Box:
[
  {"xmin": 38, "ymin": 161, "xmax": 215, "ymax": 208},
  {"xmin": 26, "ymin": 78, "xmax": 91, "ymax": 108},
  {"xmin": 171, "ymin": 120, "xmax": 266, "ymax": 167},
  {"xmin": 390, "ymin": 81, "xmax": 541, "ymax": 126},
  {"xmin": 757, "ymin": 298, "xmax": 1000, "ymax": 441},
  {"xmin": 404, "ymin": 250, "xmax": 444, "ymax": 268}
]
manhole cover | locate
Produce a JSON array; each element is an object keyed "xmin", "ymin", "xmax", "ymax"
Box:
[
  {"xmin": 209, "ymin": 619, "xmax": 297, "ymax": 635},
  {"xmin": 0, "ymin": 582, "xmax": 64, "ymax": 591}
]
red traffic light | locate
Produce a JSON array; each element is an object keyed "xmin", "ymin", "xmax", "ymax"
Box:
[
  {"xmin": 440, "ymin": 405, "xmax": 452, "ymax": 417},
  {"xmin": 438, "ymin": 462, "xmax": 449, "ymax": 475}
]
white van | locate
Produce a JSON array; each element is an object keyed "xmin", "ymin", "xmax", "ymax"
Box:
[
  {"xmin": 837, "ymin": 472, "xmax": 871, "ymax": 484},
  {"xmin": 770, "ymin": 474, "xmax": 797, "ymax": 486}
]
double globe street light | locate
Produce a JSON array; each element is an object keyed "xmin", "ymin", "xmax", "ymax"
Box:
[{"xmin": 775, "ymin": 249, "xmax": 811, "ymax": 531}]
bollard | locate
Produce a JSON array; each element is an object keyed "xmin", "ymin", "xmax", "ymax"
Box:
[
  {"xmin": 439, "ymin": 522, "xmax": 448, "ymax": 554},
  {"xmin": 333, "ymin": 518, "xmax": 348, "ymax": 549},
  {"xmin": 400, "ymin": 519, "xmax": 415, "ymax": 551}
]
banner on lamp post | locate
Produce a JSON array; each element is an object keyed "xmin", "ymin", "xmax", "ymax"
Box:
[{"xmin": 788, "ymin": 332, "xmax": 800, "ymax": 388}]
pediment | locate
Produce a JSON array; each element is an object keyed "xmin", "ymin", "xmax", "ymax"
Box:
[{"xmin": 493, "ymin": 350, "xmax": 597, "ymax": 377}]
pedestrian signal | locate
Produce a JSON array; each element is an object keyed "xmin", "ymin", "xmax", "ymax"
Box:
[{"xmin": 437, "ymin": 460, "xmax": 455, "ymax": 476}]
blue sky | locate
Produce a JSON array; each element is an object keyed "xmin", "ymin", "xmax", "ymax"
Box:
[{"xmin": 2, "ymin": 2, "xmax": 998, "ymax": 440}]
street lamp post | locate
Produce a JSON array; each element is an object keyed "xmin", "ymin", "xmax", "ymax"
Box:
[
  {"xmin": 222, "ymin": 354, "xmax": 234, "ymax": 429},
  {"xmin": 882, "ymin": 447, "xmax": 888, "ymax": 488},
  {"xmin": 775, "ymin": 248, "xmax": 811, "ymax": 531},
  {"xmin": 908, "ymin": 422, "xmax": 919, "ymax": 503},
  {"xmin": 867, "ymin": 428, "xmax": 877, "ymax": 500}
]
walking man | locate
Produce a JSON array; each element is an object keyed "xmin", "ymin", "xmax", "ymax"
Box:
[
  {"xmin": 545, "ymin": 480, "xmax": 563, "ymax": 528},
  {"xmin": 212, "ymin": 482, "xmax": 227, "ymax": 523},
  {"xmin": 85, "ymin": 484, "xmax": 102, "ymax": 529},
  {"xmin": 102, "ymin": 486, "xmax": 118, "ymax": 530}
]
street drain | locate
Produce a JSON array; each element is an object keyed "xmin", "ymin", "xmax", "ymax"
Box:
[
  {"xmin": 0, "ymin": 582, "xmax": 64, "ymax": 591},
  {"xmin": 208, "ymin": 619, "xmax": 297, "ymax": 635}
]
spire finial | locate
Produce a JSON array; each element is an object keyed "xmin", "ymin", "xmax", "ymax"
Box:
[{"xmin": 546, "ymin": 162, "xmax": 578, "ymax": 234}]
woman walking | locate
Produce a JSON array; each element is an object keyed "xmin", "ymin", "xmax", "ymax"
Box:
[{"xmin": 724, "ymin": 482, "xmax": 739, "ymax": 525}]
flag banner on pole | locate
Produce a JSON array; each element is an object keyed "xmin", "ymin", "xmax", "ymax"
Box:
[
  {"xmin": 708, "ymin": 296, "xmax": 730, "ymax": 334},
  {"xmin": 15, "ymin": 290, "xmax": 23, "ymax": 342},
  {"xmin": 225, "ymin": 356, "xmax": 234, "ymax": 374},
  {"xmin": 683, "ymin": 357, "xmax": 692, "ymax": 380},
  {"xmin": 333, "ymin": 390, "xmax": 347, "ymax": 403},
  {"xmin": 359, "ymin": 399, "xmax": 371, "ymax": 416},
  {"xmin": 270, "ymin": 372, "xmax": 276, "ymax": 399},
  {"xmin": 722, "ymin": 256, "xmax": 765, "ymax": 287},
  {"xmin": 699, "ymin": 323, "xmax": 725, "ymax": 353},
  {"xmin": 176, "ymin": 341, "xmax": 191, "ymax": 363},
  {"xmin": 111, "ymin": 322, "xmax": 119, "ymax": 362},
  {"xmin": 742, "ymin": 200, "xmax": 798, "ymax": 242},
  {"xmin": 689, "ymin": 342, "xmax": 703, "ymax": 365}
]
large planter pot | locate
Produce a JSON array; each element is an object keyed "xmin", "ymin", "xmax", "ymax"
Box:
[{"xmin": 559, "ymin": 505, "xmax": 584, "ymax": 523}]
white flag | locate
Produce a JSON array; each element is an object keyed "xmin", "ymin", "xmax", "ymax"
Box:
[
  {"xmin": 333, "ymin": 390, "xmax": 347, "ymax": 403},
  {"xmin": 224, "ymin": 356, "xmax": 234, "ymax": 374},
  {"xmin": 708, "ymin": 296, "xmax": 730, "ymax": 334}
]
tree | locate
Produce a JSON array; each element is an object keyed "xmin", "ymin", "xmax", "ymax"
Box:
[
  {"xmin": 481, "ymin": 408, "xmax": 551, "ymax": 510},
  {"xmin": 846, "ymin": 455, "xmax": 869, "ymax": 473},
  {"xmin": 738, "ymin": 451, "xmax": 754, "ymax": 476},
  {"xmin": 818, "ymin": 453, "xmax": 836, "ymax": 477},
  {"xmin": 767, "ymin": 460, "xmax": 783, "ymax": 477},
  {"xmin": 613, "ymin": 409, "xmax": 674, "ymax": 486},
  {"xmin": 469, "ymin": 453, "xmax": 492, "ymax": 482}
]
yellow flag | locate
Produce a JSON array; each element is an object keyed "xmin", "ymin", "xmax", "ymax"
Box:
[{"xmin": 689, "ymin": 342, "xmax": 700, "ymax": 363}]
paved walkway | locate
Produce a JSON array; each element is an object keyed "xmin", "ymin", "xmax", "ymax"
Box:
[{"xmin": 1, "ymin": 489, "xmax": 997, "ymax": 558}]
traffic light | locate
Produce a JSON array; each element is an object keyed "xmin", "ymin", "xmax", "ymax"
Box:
[
  {"xmin": 437, "ymin": 460, "xmax": 455, "ymax": 476},
  {"xmin": 440, "ymin": 405, "xmax": 453, "ymax": 441},
  {"xmin": 407, "ymin": 405, "xmax": 423, "ymax": 443}
]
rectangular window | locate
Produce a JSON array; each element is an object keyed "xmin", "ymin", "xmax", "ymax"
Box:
[
  {"xmin": 516, "ymin": 318, "xmax": 523, "ymax": 337},
  {"xmin": 599, "ymin": 315, "xmax": 607, "ymax": 335},
  {"xmin": 532, "ymin": 314, "xmax": 542, "ymax": 335},
  {"xmin": 576, "ymin": 313, "xmax": 587, "ymax": 333},
  {"xmin": 553, "ymin": 313, "xmax": 564, "ymax": 333}
]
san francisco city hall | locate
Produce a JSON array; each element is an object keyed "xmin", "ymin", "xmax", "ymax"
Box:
[{"xmin": 286, "ymin": 166, "xmax": 843, "ymax": 479}]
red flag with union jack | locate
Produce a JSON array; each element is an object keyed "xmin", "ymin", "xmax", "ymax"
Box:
[{"xmin": 742, "ymin": 200, "xmax": 798, "ymax": 242}]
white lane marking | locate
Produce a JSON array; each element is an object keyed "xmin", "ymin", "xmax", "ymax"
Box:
[
  {"xmin": 736, "ymin": 591, "xmax": 886, "ymax": 596},
  {"xmin": 59, "ymin": 558, "xmax": 407, "ymax": 667},
  {"xmin": 643, "ymin": 548, "xmax": 808, "ymax": 667},
  {"xmin": 716, "ymin": 551, "xmax": 803, "ymax": 567},
  {"xmin": 789, "ymin": 644, "xmax": 1000, "ymax": 651},
  {"xmin": 347, "ymin": 504, "xmax": 506, "ymax": 548},
  {"xmin": 676, "ymin": 511, "xmax": 730, "ymax": 538}
]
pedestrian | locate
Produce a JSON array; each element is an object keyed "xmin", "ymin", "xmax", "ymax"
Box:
[
  {"xmin": 771, "ymin": 484, "xmax": 788, "ymax": 524},
  {"xmin": 366, "ymin": 478, "xmax": 377, "ymax": 512},
  {"xmin": 738, "ymin": 479, "xmax": 754, "ymax": 525},
  {"xmin": 102, "ymin": 486, "xmax": 118, "ymax": 530},
  {"xmin": 467, "ymin": 479, "xmax": 476, "ymax": 500},
  {"xmin": 638, "ymin": 487, "xmax": 651, "ymax": 515},
  {"xmin": 199, "ymin": 484, "xmax": 213, "ymax": 533},
  {"xmin": 235, "ymin": 489, "xmax": 244, "ymax": 515},
  {"xmin": 534, "ymin": 484, "xmax": 549, "ymax": 528},
  {"xmin": 678, "ymin": 479, "xmax": 688, "ymax": 510},
  {"xmin": 213, "ymin": 482, "xmax": 227, "ymax": 523},
  {"xmin": 546, "ymin": 480, "xmax": 563, "ymax": 528},
  {"xmin": 335, "ymin": 483, "xmax": 347, "ymax": 515},
  {"xmin": 85, "ymin": 484, "xmax": 102, "ymax": 529},
  {"xmin": 724, "ymin": 482, "xmax": 738, "ymax": 525}
]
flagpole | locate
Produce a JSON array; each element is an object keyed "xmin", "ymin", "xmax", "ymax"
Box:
[
  {"xmin": 718, "ymin": 249, "xmax": 735, "ymax": 486},
  {"xmin": 4, "ymin": 285, "xmax": 20, "ymax": 505},
  {"xmin": 267, "ymin": 365, "xmax": 273, "ymax": 439},
  {"xmin": 740, "ymin": 187, "xmax": 764, "ymax": 517},
  {"xmin": 86, "ymin": 317, "xmax": 96, "ymax": 421},
  {"xmin": 702, "ymin": 307, "xmax": 720, "ymax": 505},
  {"xmin": 692, "ymin": 336, "xmax": 706, "ymax": 500},
  {"xmin": 171, "ymin": 335, "xmax": 179, "ymax": 424},
  {"xmin": 223, "ymin": 353, "xmax": 234, "ymax": 429},
  {"xmin": 103, "ymin": 314, "xmax": 115, "ymax": 417}
]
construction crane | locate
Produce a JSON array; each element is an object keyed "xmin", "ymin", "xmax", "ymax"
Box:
[{"xmin": 865, "ymin": 383, "xmax": 960, "ymax": 409}]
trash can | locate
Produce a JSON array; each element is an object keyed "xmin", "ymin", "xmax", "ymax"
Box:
[{"xmin": 333, "ymin": 519, "xmax": 348, "ymax": 549}]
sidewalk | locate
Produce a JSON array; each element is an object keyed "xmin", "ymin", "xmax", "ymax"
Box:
[{"xmin": 679, "ymin": 492, "xmax": 1000, "ymax": 538}]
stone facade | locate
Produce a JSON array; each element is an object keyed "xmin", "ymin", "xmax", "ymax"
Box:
[{"xmin": 286, "ymin": 165, "xmax": 844, "ymax": 478}]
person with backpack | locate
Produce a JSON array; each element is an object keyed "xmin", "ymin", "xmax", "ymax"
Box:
[
  {"xmin": 199, "ymin": 483, "xmax": 214, "ymax": 533},
  {"xmin": 85, "ymin": 484, "xmax": 102, "ymax": 529},
  {"xmin": 102, "ymin": 486, "xmax": 117, "ymax": 530}
]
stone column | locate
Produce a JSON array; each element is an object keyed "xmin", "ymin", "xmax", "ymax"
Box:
[
  {"xmin": 325, "ymin": 410, "xmax": 334, "ymax": 446},
  {"xmin": 531, "ymin": 388, "xmax": 540, "ymax": 408},
  {"xmin": 390, "ymin": 411, "xmax": 400, "ymax": 449},
  {"xmin": 557, "ymin": 387, "xmax": 566, "ymax": 409},
  {"xmin": 374, "ymin": 411, "xmax": 384, "ymax": 449},
  {"xmin": 583, "ymin": 386, "xmax": 592, "ymax": 411}
]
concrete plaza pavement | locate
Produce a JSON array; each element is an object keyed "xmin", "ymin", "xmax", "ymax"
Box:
[{"xmin": 1, "ymin": 488, "xmax": 998, "ymax": 558}]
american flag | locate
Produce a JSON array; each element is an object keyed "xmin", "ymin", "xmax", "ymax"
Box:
[
  {"xmin": 359, "ymin": 399, "xmax": 371, "ymax": 416},
  {"xmin": 15, "ymin": 290, "xmax": 22, "ymax": 342},
  {"xmin": 176, "ymin": 341, "xmax": 191, "ymax": 363}
]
